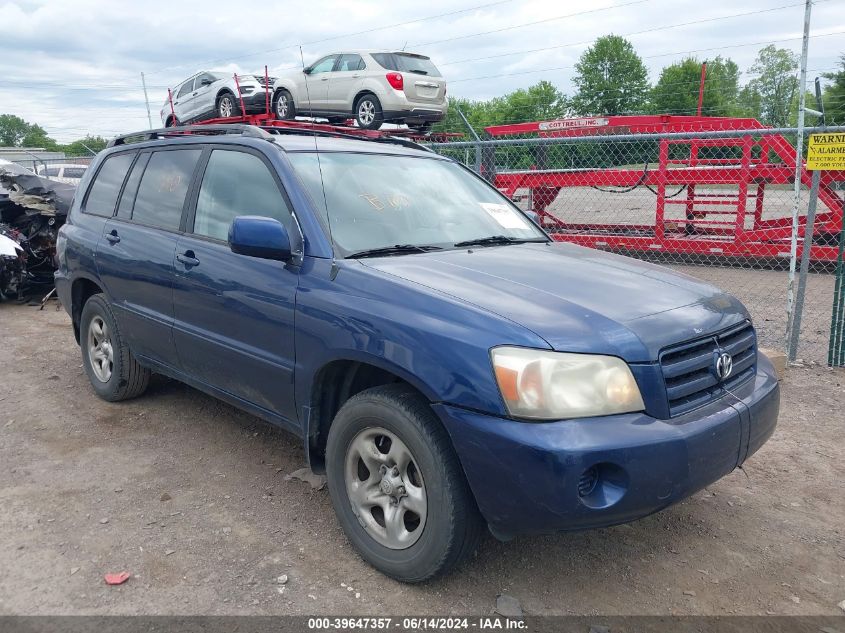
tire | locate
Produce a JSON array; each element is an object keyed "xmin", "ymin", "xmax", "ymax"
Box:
[
  {"xmin": 80, "ymin": 294, "xmax": 150, "ymax": 402},
  {"xmin": 274, "ymin": 90, "xmax": 296, "ymax": 120},
  {"xmin": 326, "ymin": 384, "xmax": 483, "ymax": 582},
  {"xmin": 354, "ymin": 94, "xmax": 384, "ymax": 130},
  {"xmin": 217, "ymin": 92, "xmax": 240, "ymax": 119},
  {"xmin": 165, "ymin": 116, "xmax": 177, "ymax": 128}
]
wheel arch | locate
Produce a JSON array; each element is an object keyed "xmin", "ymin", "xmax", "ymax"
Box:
[
  {"xmin": 304, "ymin": 356, "xmax": 442, "ymax": 473},
  {"xmin": 70, "ymin": 275, "xmax": 106, "ymax": 344}
]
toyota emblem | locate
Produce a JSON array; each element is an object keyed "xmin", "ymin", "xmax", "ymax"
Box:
[{"xmin": 715, "ymin": 352, "xmax": 733, "ymax": 381}]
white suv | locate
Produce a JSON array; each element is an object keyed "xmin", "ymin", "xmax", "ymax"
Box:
[
  {"xmin": 271, "ymin": 51, "xmax": 447, "ymax": 131},
  {"xmin": 160, "ymin": 71, "xmax": 275, "ymax": 127}
]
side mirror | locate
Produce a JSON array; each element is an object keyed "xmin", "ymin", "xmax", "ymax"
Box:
[
  {"xmin": 524, "ymin": 210, "xmax": 540, "ymax": 224},
  {"xmin": 302, "ymin": 67, "xmax": 311, "ymax": 75},
  {"xmin": 200, "ymin": 78, "xmax": 212, "ymax": 86},
  {"xmin": 229, "ymin": 216, "xmax": 292, "ymax": 262}
]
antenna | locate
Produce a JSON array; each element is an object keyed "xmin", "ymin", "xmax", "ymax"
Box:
[
  {"xmin": 401, "ymin": 41, "xmax": 407, "ymax": 51},
  {"xmin": 300, "ymin": 46, "xmax": 336, "ymax": 257}
]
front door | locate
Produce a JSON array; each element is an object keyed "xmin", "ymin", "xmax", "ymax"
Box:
[
  {"xmin": 171, "ymin": 147, "xmax": 301, "ymax": 424},
  {"xmin": 301, "ymin": 55, "xmax": 337, "ymax": 112}
]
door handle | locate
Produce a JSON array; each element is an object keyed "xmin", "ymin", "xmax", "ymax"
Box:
[
  {"xmin": 176, "ymin": 251, "xmax": 200, "ymax": 267},
  {"xmin": 320, "ymin": 77, "xmax": 329, "ymax": 81},
  {"xmin": 105, "ymin": 231, "xmax": 120, "ymax": 244}
]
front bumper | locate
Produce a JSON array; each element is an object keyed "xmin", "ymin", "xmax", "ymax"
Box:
[
  {"xmin": 239, "ymin": 90, "xmax": 273, "ymax": 114},
  {"xmin": 434, "ymin": 356, "xmax": 779, "ymax": 537}
]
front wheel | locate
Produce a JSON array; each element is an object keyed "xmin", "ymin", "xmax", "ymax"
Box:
[
  {"xmin": 326, "ymin": 384, "xmax": 482, "ymax": 582},
  {"xmin": 354, "ymin": 94, "xmax": 384, "ymax": 130},
  {"xmin": 274, "ymin": 90, "xmax": 295, "ymax": 120}
]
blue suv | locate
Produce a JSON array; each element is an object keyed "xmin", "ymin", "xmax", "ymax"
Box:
[{"xmin": 55, "ymin": 124, "xmax": 780, "ymax": 582}]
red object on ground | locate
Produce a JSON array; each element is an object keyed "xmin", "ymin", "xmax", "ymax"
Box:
[{"xmin": 104, "ymin": 571, "xmax": 130, "ymax": 585}]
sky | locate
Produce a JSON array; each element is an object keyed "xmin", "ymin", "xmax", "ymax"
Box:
[{"xmin": 0, "ymin": 0, "xmax": 843, "ymax": 143}]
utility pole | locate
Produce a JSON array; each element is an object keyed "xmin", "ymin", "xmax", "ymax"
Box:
[
  {"xmin": 141, "ymin": 72, "xmax": 153, "ymax": 129},
  {"xmin": 785, "ymin": 0, "xmax": 813, "ymax": 354}
]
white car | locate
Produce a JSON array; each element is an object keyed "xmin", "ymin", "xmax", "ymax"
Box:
[
  {"xmin": 160, "ymin": 71, "xmax": 276, "ymax": 127},
  {"xmin": 271, "ymin": 50, "xmax": 447, "ymax": 131},
  {"xmin": 36, "ymin": 163, "xmax": 88, "ymax": 185}
]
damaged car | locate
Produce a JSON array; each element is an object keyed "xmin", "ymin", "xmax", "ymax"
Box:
[{"xmin": 0, "ymin": 159, "xmax": 75, "ymax": 300}]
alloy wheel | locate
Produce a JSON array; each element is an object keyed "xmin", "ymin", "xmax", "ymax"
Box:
[
  {"xmin": 87, "ymin": 315, "xmax": 114, "ymax": 383},
  {"xmin": 344, "ymin": 427, "xmax": 427, "ymax": 549},
  {"xmin": 357, "ymin": 100, "xmax": 375, "ymax": 126}
]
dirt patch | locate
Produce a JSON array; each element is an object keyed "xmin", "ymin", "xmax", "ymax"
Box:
[{"xmin": 0, "ymin": 302, "xmax": 842, "ymax": 615}]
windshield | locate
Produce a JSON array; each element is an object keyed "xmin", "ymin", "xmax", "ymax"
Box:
[{"xmin": 287, "ymin": 152, "xmax": 547, "ymax": 257}]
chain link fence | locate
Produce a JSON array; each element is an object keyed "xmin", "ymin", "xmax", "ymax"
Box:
[
  {"xmin": 429, "ymin": 121, "xmax": 845, "ymax": 365},
  {"xmin": 10, "ymin": 156, "xmax": 93, "ymax": 183}
]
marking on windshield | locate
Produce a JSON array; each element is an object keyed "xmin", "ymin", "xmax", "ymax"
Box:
[{"xmin": 480, "ymin": 203, "xmax": 530, "ymax": 230}]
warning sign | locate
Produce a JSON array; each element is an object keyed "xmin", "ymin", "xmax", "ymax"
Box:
[{"xmin": 807, "ymin": 133, "xmax": 845, "ymax": 170}]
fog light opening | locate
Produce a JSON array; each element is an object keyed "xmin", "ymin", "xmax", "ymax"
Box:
[{"xmin": 577, "ymin": 462, "xmax": 628, "ymax": 510}]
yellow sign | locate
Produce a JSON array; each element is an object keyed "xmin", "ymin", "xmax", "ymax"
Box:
[{"xmin": 807, "ymin": 133, "xmax": 845, "ymax": 171}]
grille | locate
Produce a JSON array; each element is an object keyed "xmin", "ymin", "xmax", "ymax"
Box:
[{"xmin": 660, "ymin": 321, "xmax": 756, "ymax": 417}]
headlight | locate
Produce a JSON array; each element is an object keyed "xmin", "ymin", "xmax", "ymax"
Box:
[{"xmin": 491, "ymin": 347, "xmax": 645, "ymax": 420}]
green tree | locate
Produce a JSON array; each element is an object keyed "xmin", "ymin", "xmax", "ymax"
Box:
[
  {"xmin": 571, "ymin": 35, "xmax": 650, "ymax": 115},
  {"xmin": 742, "ymin": 45, "xmax": 799, "ymax": 127},
  {"xmin": 650, "ymin": 56, "xmax": 742, "ymax": 116},
  {"xmin": 822, "ymin": 55, "xmax": 845, "ymax": 124},
  {"xmin": 0, "ymin": 114, "xmax": 57, "ymax": 148},
  {"xmin": 434, "ymin": 81, "xmax": 569, "ymax": 134},
  {"xmin": 61, "ymin": 135, "xmax": 108, "ymax": 156}
]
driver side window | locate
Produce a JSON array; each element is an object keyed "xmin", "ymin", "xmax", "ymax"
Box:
[
  {"xmin": 309, "ymin": 56, "xmax": 338, "ymax": 74},
  {"xmin": 193, "ymin": 150, "xmax": 293, "ymax": 242}
]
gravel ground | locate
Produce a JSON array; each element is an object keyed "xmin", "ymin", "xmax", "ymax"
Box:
[{"xmin": 0, "ymin": 302, "xmax": 843, "ymax": 616}]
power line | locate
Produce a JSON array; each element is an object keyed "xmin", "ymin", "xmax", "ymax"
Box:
[
  {"xmin": 144, "ymin": 0, "xmax": 516, "ymax": 76},
  {"xmin": 410, "ymin": 0, "xmax": 652, "ymax": 48}
]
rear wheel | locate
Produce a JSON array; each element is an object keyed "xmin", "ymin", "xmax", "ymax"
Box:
[
  {"xmin": 274, "ymin": 90, "xmax": 295, "ymax": 120},
  {"xmin": 80, "ymin": 294, "xmax": 150, "ymax": 402},
  {"xmin": 355, "ymin": 94, "xmax": 384, "ymax": 130},
  {"xmin": 217, "ymin": 92, "xmax": 240, "ymax": 119},
  {"xmin": 326, "ymin": 384, "xmax": 482, "ymax": 582}
]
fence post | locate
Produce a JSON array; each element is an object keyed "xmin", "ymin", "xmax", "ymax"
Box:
[
  {"xmin": 785, "ymin": 0, "xmax": 813, "ymax": 354},
  {"xmin": 455, "ymin": 107, "xmax": 481, "ymax": 174},
  {"xmin": 830, "ymin": 221, "xmax": 845, "ymax": 366},
  {"xmin": 786, "ymin": 168, "xmax": 821, "ymax": 361}
]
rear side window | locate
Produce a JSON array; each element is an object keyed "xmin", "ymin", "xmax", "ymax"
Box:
[
  {"xmin": 193, "ymin": 150, "xmax": 292, "ymax": 242},
  {"xmin": 338, "ymin": 54, "xmax": 365, "ymax": 71},
  {"xmin": 64, "ymin": 167, "xmax": 86, "ymax": 178},
  {"xmin": 131, "ymin": 149, "xmax": 201, "ymax": 231},
  {"xmin": 83, "ymin": 152, "xmax": 136, "ymax": 217},
  {"xmin": 117, "ymin": 153, "xmax": 150, "ymax": 218},
  {"xmin": 177, "ymin": 80, "xmax": 193, "ymax": 98},
  {"xmin": 45, "ymin": 167, "xmax": 60, "ymax": 177}
]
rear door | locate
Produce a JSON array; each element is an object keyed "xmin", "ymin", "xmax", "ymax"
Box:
[
  {"xmin": 326, "ymin": 54, "xmax": 365, "ymax": 112},
  {"xmin": 173, "ymin": 78, "xmax": 197, "ymax": 121},
  {"xmin": 191, "ymin": 73, "xmax": 217, "ymax": 119},
  {"xmin": 97, "ymin": 147, "xmax": 202, "ymax": 367},
  {"xmin": 172, "ymin": 146, "xmax": 301, "ymax": 424}
]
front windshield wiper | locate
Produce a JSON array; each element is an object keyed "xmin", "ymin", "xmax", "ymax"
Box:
[
  {"xmin": 454, "ymin": 235, "xmax": 548, "ymax": 248},
  {"xmin": 346, "ymin": 244, "xmax": 443, "ymax": 259}
]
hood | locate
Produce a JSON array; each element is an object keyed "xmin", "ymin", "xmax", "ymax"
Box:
[{"xmin": 360, "ymin": 242, "xmax": 749, "ymax": 362}]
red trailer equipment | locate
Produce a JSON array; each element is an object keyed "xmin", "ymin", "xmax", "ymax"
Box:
[{"xmin": 487, "ymin": 115, "xmax": 845, "ymax": 263}]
